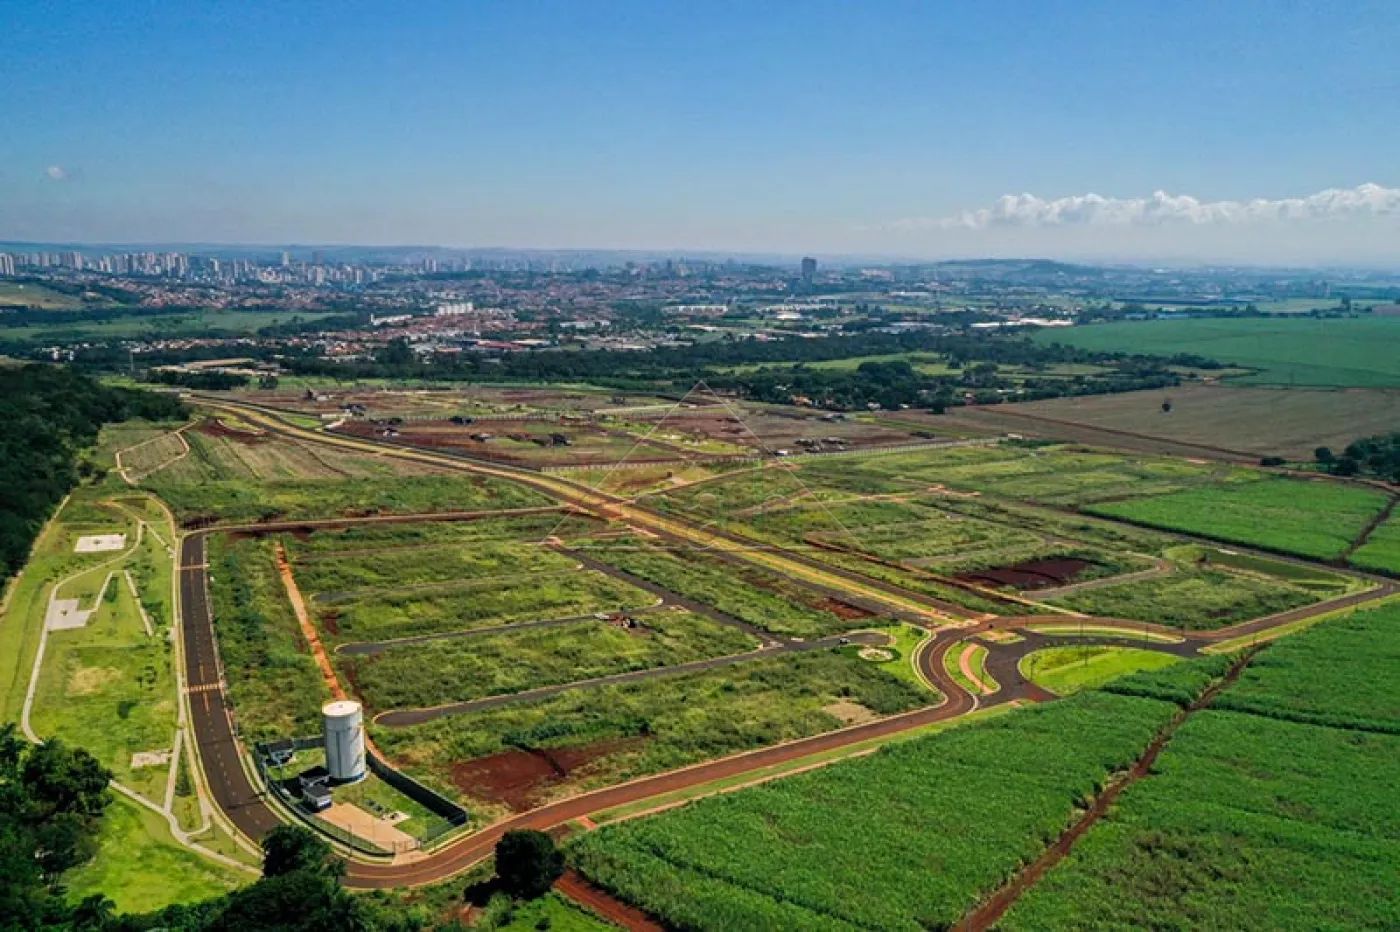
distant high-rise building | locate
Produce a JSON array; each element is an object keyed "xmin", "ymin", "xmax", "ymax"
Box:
[
  {"xmin": 0, "ymin": 253, "xmax": 14, "ymax": 277},
  {"xmin": 281, "ymin": 251, "xmax": 291, "ymax": 268},
  {"xmin": 801, "ymin": 256, "xmax": 817, "ymax": 282}
]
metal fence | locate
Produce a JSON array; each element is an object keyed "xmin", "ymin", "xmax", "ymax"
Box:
[{"xmin": 253, "ymin": 738, "xmax": 469, "ymax": 855}]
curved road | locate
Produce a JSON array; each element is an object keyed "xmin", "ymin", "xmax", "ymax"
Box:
[{"xmin": 175, "ymin": 396, "xmax": 1398, "ymax": 890}]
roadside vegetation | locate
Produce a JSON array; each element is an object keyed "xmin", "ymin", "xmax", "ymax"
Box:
[
  {"xmin": 1019, "ymin": 646, "xmax": 1179, "ymax": 696},
  {"xmin": 207, "ymin": 535, "xmax": 330, "ymax": 743}
]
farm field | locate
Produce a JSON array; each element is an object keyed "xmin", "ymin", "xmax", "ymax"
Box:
[
  {"xmin": 372, "ymin": 648, "xmax": 933, "ymax": 818},
  {"xmin": 340, "ymin": 609, "xmax": 759, "ymax": 712},
  {"xmin": 1003, "ymin": 603, "xmax": 1400, "ymax": 929},
  {"xmin": 792, "ymin": 440, "xmax": 1241, "ymax": 506},
  {"xmin": 1000, "ymin": 383, "xmax": 1400, "ymax": 459},
  {"xmin": 1351, "ymin": 511, "xmax": 1400, "ymax": 575},
  {"xmin": 1087, "ymin": 476, "xmax": 1390, "ymax": 560},
  {"xmin": 1032, "ymin": 316, "xmax": 1400, "ymax": 387},
  {"xmin": 1019, "ymin": 646, "xmax": 1179, "ymax": 695},
  {"xmin": 567, "ymin": 690, "xmax": 1185, "ymax": 931}
]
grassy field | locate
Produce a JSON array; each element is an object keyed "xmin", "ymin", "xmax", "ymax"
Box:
[
  {"xmin": 1048, "ymin": 567, "xmax": 1318, "ymax": 630},
  {"xmin": 141, "ymin": 422, "xmax": 554, "ymax": 525},
  {"xmin": 1019, "ymin": 646, "xmax": 1179, "ymax": 696},
  {"xmin": 318, "ymin": 568, "xmax": 655, "ymax": 646},
  {"xmin": 1004, "ymin": 383, "xmax": 1400, "ymax": 459},
  {"xmin": 31, "ymin": 558, "xmax": 178, "ymax": 800},
  {"xmin": 63, "ymin": 795, "xmax": 249, "ymax": 914},
  {"xmin": 283, "ymin": 513, "xmax": 590, "ymax": 555},
  {"xmin": 580, "ymin": 540, "xmax": 876, "ymax": 638},
  {"xmin": 0, "ymin": 280, "xmax": 88, "ymax": 308},
  {"xmin": 567, "ymin": 691, "xmax": 1184, "ymax": 931},
  {"xmin": 341, "ymin": 609, "xmax": 759, "ymax": 711},
  {"xmin": 0, "ymin": 307, "xmax": 341, "ymax": 343},
  {"xmin": 1351, "ymin": 511, "xmax": 1400, "ymax": 576},
  {"xmin": 373, "ymin": 649, "xmax": 933, "ymax": 817},
  {"xmin": 1033, "ymin": 317, "xmax": 1400, "ymax": 388},
  {"xmin": 1003, "ymin": 603, "xmax": 1400, "ymax": 929},
  {"xmin": 291, "ymin": 538, "xmax": 576, "ymax": 595},
  {"xmin": 207, "ymin": 535, "xmax": 330, "ymax": 743},
  {"xmin": 1087, "ymin": 477, "xmax": 1389, "ymax": 560}
]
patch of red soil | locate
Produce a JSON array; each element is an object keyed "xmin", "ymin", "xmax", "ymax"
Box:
[
  {"xmin": 556, "ymin": 871, "xmax": 666, "ymax": 932},
  {"xmin": 957, "ymin": 557, "xmax": 1094, "ymax": 590},
  {"xmin": 320, "ymin": 611, "xmax": 341, "ymax": 636},
  {"xmin": 450, "ymin": 737, "xmax": 645, "ymax": 811},
  {"xmin": 196, "ymin": 418, "xmax": 268, "ymax": 444},
  {"xmin": 817, "ymin": 597, "xmax": 874, "ymax": 620}
]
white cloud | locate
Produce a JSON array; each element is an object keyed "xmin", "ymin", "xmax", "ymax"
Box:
[
  {"xmin": 907, "ymin": 183, "xmax": 1400, "ymax": 230},
  {"xmin": 45, "ymin": 165, "xmax": 68, "ymax": 181}
]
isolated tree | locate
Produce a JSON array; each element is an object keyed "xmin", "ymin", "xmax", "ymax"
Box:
[
  {"xmin": 1315, "ymin": 446, "xmax": 1335, "ymax": 465},
  {"xmin": 1161, "ymin": 400, "xmax": 1173, "ymax": 413},
  {"xmin": 495, "ymin": 829, "xmax": 564, "ymax": 899},
  {"xmin": 262, "ymin": 824, "xmax": 339, "ymax": 879}
]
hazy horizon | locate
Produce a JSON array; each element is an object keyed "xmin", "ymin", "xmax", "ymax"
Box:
[{"xmin": 5, "ymin": 1, "xmax": 1399, "ymax": 263}]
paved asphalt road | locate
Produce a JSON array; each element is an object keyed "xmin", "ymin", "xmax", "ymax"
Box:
[
  {"xmin": 174, "ymin": 398, "xmax": 1399, "ymax": 889},
  {"xmin": 179, "ymin": 534, "xmax": 282, "ymax": 843}
]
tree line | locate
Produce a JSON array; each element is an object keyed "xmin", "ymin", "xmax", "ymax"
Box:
[
  {"xmin": 1315, "ymin": 433, "xmax": 1400, "ymax": 482},
  {"xmin": 0, "ymin": 365, "xmax": 186, "ymax": 587}
]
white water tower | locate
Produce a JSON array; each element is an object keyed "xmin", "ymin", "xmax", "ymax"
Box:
[{"xmin": 323, "ymin": 700, "xmax": 366, "ymax": 783}]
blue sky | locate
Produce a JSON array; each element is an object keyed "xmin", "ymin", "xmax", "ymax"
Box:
[{"xmin": 3, "ymin": 0, "xmax": 1399, "ymax": 261}]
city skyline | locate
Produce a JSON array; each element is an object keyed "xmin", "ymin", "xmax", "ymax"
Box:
[{"xmin": 4, "ymin": 1, "xmax": 1399, "ymax": 262}]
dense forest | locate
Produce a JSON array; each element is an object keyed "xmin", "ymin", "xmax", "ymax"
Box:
[{"xmin": 0, "ymin": 365, "xmax": 186, "ymax": 586}]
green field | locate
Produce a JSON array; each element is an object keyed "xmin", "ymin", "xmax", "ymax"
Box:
[
  {"xmin": 318, "ymin": 567, "xmax": 654, "ymax": 645},
  {"xmin": 1351, "ymin": 511, "xmax": 1400, "ymax": 575},
  {"xmin": 1033, "ymin": 317, "xmax": 1400, "ymax": 387},
  {"xmin": 291, "ymin": 538, "xmax": 576, "ymax": 595},
  {"xmin": 568, "ymin": 691, "xmax": 1184, "ymax": 931},
  {"xmin": 373, "ymin": 649, "xmax": 933, "ymax": 817},
  {"xmin": 1087, "ymin": 477, "xmax": 1389, "ymax": 560},
  {"xmin": 144, "ymin": 427, "xmax": 553, "ymax": 526},
  {"xmin": 1048, "ymin": 567, "xmax": 1318, "ymax": 630},
  {"xmin": 0, "ymin": 280, "xmax": 88, "ymax": 309},
  {"xmin": 63, "ymin": 795, "xmax": 249, "ymax": 914},
  {"xmin": 207, "ymin": 535, "xmax": 330, "ymax": 743},
  {"xmin": 1004, "ymin": 603, "xmax": 1400, "ymax": 929},
  {"xmin": 341, "ymin": 609, "xmax": 759, "ymax": 711},
  {"xmin": 581, "ymin": 540, "xmax": 876, "ymax": 638},
  {"xmin": 0, "ymin": 307, "xmax": 341, "ymax": 343},
  {"xmin": 1019, "ymin": 646, "xmax": 1179, "ymax": 695}
]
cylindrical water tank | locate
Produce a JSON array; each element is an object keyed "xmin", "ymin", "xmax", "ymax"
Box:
[{"xmin": 323, "ymin": 700, "xmax": 366, "ymax": 783}]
